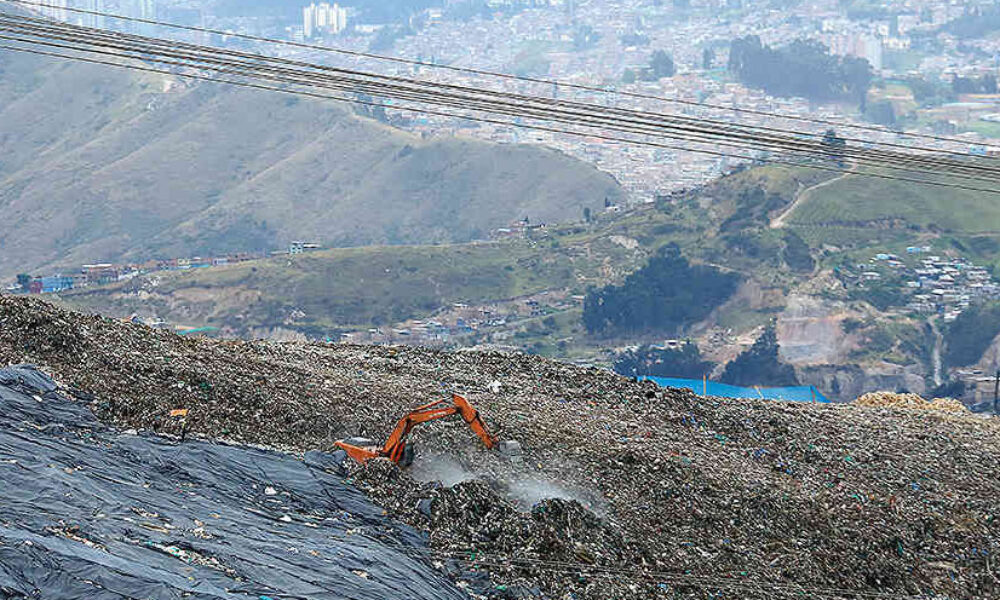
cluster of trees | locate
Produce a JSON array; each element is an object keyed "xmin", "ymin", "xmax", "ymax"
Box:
[
  {"xmin": 573, "ymin": 25, "xmax": 600, "ymax": 51},
  {"xmin": 728, "ymin": 36, "xmax": 872, "ymax": 104},
  {"xmin": 848, "ymin": 280, "xmax": 907, "ymax": 311},
  {"xmin": 939, "ymin": 7, "xmax": 1000, "ymax": 40},
  {"xmin": 904, "ymin": 76, "xmax": 955, "ymax": 108},
  {"xmin": 952, "ymin": 74, "xmax": 998, "ymax": 95},
  {"xmin": 863, "ymin": 100, "xmax": 897, "ymax": 127},
  {"xmin": 620, "ymin": 33, "xmax": 650, "ymax": 47},
  {"xmin": 622, "ymin": 50, "xmax": 676, "ymax": 84},
  {"xmin": 583, "ymin": 244, "xmax": 740, "ymax": 336},
  {"xmin": 719, "ymin": 322, "xmax": 799, "ymax": 386},
  {"xmin": 613, "ymin": 342, "xmax": 715, "ymax": 378},
  {"xmin": 611, "ymin": 323, "xmax": 799, "ymax": 389},
  {"xmin": 702, "ymin": 48, "xmax": 715, "ymax": 70},
  {"xmin": 943, "ymin": 301, "xmax": 1000, "ymax": 367}
]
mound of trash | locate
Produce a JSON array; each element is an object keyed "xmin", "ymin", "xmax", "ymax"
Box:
[
  {"xmin": 3, "ymin": 296, "xmax": 1000, "ymax": 599},
  {"xmin": 347, "ymin": 459, "xmax": 652, "ymax": 598},
  {"xmin": 854, "ymin": 391, "xmax": 969, "ymax": 412}
]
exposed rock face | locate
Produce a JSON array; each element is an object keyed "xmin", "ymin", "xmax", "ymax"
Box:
[
  {"xmin": 800, "ymin": 363, "xmax": 928, "ymax": 401},
  {"xmin": 777, "ymin": 294, "xmax": 857, "ymax": 366}
]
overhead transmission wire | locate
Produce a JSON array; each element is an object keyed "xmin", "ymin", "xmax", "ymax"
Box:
[
  {"xmin": 2, "ymin": 12, "xmax": 996, "ymax": 186},
  {"xmin": 0, "ymin": 42, "xmax": 854, "ymax": 171},
  {"xmin": 0, "ymin": 19, "xmax": 996, "ymax": 197},
  {"xmin": 2, "ymin": 0, "xmax": 992, "ymax": 155},
  {"xmin": 1, "ymin": 17, "xmax": 999, "ymax": 190},
  {"xmin": 1, "ymin": 17, "xmax": 1000, "ymax": 194},
  {"xmin": 1, "ymin": 36, "xmax": 997, "ymax": 196},
  {"xmin": 0, "ymin": 8, "xmax": 993, "ymax": 184}
]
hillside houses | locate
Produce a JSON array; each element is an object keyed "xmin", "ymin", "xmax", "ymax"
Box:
[
  {"xmin": 7, "ymin": 252, "xmax": 268, "ymax": 296},
  {"xmin": 843, "ymin": 250, "xmax": 1000, "ymax": 320}
]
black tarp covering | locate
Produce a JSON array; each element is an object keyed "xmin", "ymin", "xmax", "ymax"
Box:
[{"xmin": 0, "ymin": 366, "xmax": 466, "ymax": 600}]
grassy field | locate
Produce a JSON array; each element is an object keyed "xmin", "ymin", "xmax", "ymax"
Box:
[
  {"xmin": 963, "ymin": 120, "xmax": 1000, "ymax": 140},
  {"xmin": 60, "ymin": 164, "xmax": 825, "ymax": 342},
  {"xmin": 785, "ymin": 169, "xmax": 1000, "ymax": 233}
]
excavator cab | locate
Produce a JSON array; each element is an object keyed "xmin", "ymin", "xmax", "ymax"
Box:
[{"xmin": 335, "ymin": 394, "xmax": 498, "ymax": 467}]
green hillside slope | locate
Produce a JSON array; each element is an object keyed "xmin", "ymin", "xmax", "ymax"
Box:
[
  {"xmin": 61, "ymin": 241, "xmax": 613, "ymax": 336},
  {"xmin": 784, "ymin": 169, "xmax": 1000, "ymax": 232},
  {"xmin": 0, "ymin": 35, "xmax": 622, "ymax": 278},
  {"xmin": 58, "ymin": 165, "xmax": 826, "ymax": 340}
]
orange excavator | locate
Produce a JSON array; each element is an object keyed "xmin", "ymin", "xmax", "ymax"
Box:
[{"xmin": 334, "ymin": 394, "xmax": 501, "ymax": 467}]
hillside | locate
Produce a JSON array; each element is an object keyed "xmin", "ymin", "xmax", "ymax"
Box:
[
  {"xmin": 49, "ymin": 155, "xmax": 1000, "ymax": 399},
  {"xmin": 782, "ymin": 168, "xmax": 1000, "ymax": 234},
  {"xmin": 0, "ymin": 22, "xmax": 622, "ymax": 278},
  {"xmin": 2, "ymin": 295, "xmax": 999, "ymax": 599},
  {"xmin": 57, "ymin": 165, "xmax": 823, "ymax": 341},
  {"xmin": 61, "ymin": 240, "xmax": 612, "ymax": 337}
]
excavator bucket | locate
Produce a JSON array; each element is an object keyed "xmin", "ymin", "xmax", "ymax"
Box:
[{"xmin": 334, "ymin": 437, "xmax": 382, "ymax": 464}]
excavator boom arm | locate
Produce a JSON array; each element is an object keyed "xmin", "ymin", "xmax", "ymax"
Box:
[
  {"xmin": 452, "ymin": 394, "xmax": 498, "ymax": 449},
  {"xmin": 382, "ymin": 405, "xmax": 459, "ymax": 461},
  {"xmin": 337, "ymin": 394, "xmax": 499, "ymax": 465}
]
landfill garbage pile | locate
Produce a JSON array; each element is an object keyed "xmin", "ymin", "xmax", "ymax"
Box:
[
  {"xmin": 348, "ymin": 459, "xmax": 653, "ymax": 598},
  {"xmin": 3, "ymin": 296, "xmax": 1000, "ymax": 599},
  {"xmin": 854, "ymin": 391, "xmax": 970, "ymax": 413},
  {"xmin": 0, "ymin": 364, "xmax": 468, "ymax": 600}
]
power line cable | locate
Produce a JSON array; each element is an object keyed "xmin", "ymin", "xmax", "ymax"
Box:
[
  {"xmin": 2, "ymin": 0, "xmax": 992, "ymax": 154},
  {"xmin": 2, "ymin": 15, "xmax": 999, "ymax": 189},
  {"xmin": 4, "ymin": 13, "xmax": 995, "ymax": 185},
  {"xmin": 0, "ymin": 6, "xmax": 990, "ymax": 176},
  {"xmin": 4, "ymin": 40, "xmax": 999, "ymax": 198}
]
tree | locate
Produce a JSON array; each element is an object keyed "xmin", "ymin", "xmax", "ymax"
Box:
[
  {"xmin": 702, "ymin": 47, "xmax": 715, "ymax": 70},
  {"xmin": 583, "ymin": 243, "xmax": 740, "ymax": 335},
  {"xmin": 620, "ymin": 33, "xmax": 650, "ymax": 47},
  {"xmin": 781, "ymin": 230, "xmax": 814, "ymax": 273},
  {"xmin": 613, "ymin": 342, "xmax": 715, "ymax": 378},
  {"xmin": 944, "ymin": 302, "xmax": 1000, "ymax": 367},
  {"xmin": 649, "ymin": 50, "xmax": 676, "ymax": 79},
  {"xmin": 573, "ymin": 25, "xmax": 600, "ymax": 50},
  {"xmin": 719, "ymin": 322, "xmax": 798, "ymax": 386},
  {"xmin": 728, "ymin": 35, "xmax": 871, "ymax": 104},
  {"xmin": 864, "ymin": 100, "xmax": 896, "ymax": 127},
  {"xmin": 822, "ymin": 128, "xmax": 847, "ymax": 166},
  {"xmin": 953, "ymin": 74, "xmax": 998, "ymax": 95}
]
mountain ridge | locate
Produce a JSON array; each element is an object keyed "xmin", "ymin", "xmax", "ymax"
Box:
[{"xmin": 0, "ymin": 31, "xmax": 623, "ymax": 277}]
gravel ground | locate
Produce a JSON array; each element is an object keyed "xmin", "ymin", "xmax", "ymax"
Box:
[{"xmin": 2, "ymin": 295, "xmax": 999, "ymax": 599}]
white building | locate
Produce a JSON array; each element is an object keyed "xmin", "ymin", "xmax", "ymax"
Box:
[
  {"xmin": 78, "ymin": 0, "xmax": 106, "ymax": 29},
  {"xmin": 38, "ymin": 0, "xmax": 68, "ymax": 21},
  {"xmin": 303, "ymin": 2, "xmax": 348, "ymax": 38}
]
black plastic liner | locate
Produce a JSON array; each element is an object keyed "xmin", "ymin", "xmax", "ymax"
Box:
[{"xmin": 0, "ymin": 366, "xmax": 465, "ymax": 600}]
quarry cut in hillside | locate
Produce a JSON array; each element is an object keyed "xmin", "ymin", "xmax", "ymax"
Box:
[{"xmin": 2, "ymin": 296, "xmax": 1000, "ymax": 599}]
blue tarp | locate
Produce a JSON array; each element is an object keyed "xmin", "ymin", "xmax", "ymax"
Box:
[{"xmin": 640, "ymin": 376, "xmax": 830, "ymax": 403}]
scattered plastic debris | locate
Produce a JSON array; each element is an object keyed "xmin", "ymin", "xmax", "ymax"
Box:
[{"xmin": 2, "ymin": 296, "xmax": 1000, "ymax": 599}]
